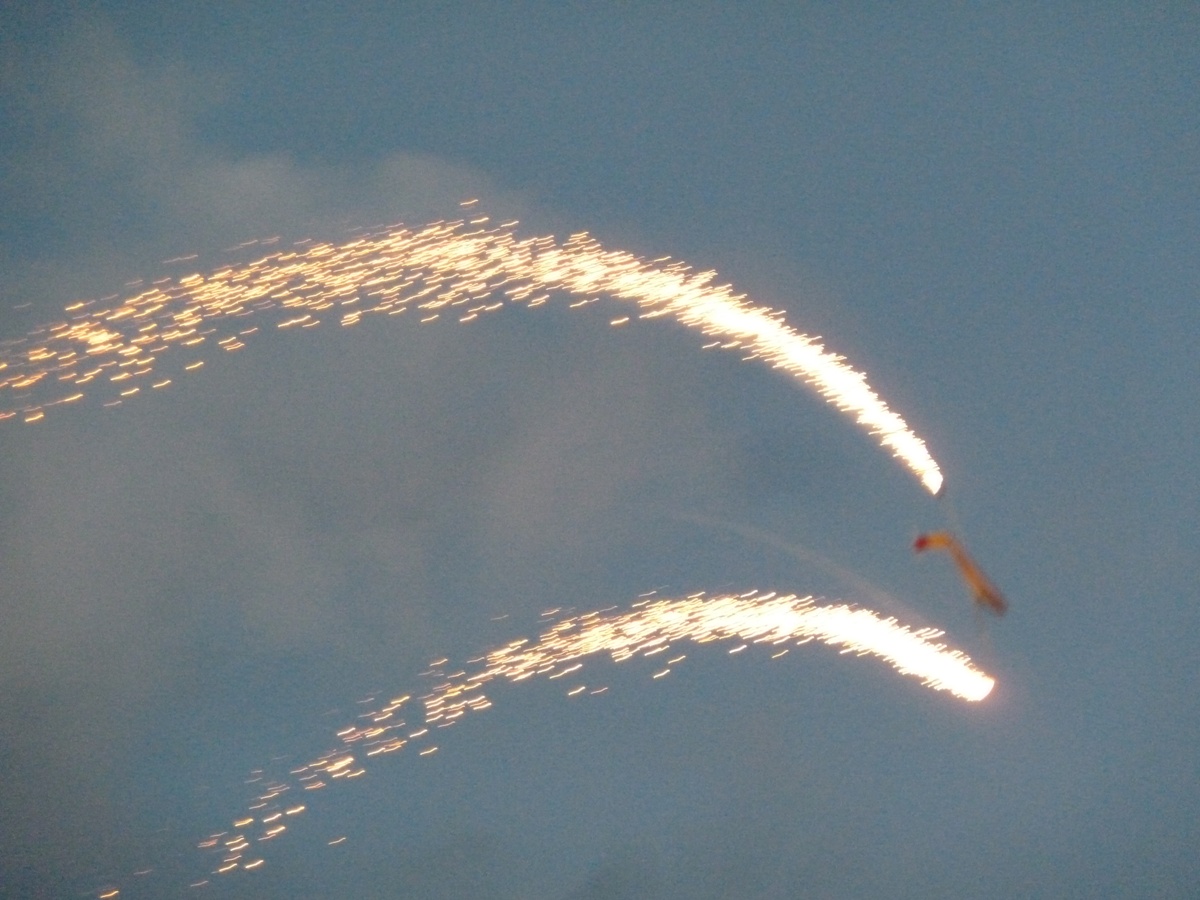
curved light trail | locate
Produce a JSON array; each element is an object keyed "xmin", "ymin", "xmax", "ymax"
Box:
[
  {"xmin": 181, "ymin": 591, "xmax": 991, "ymax": 883},
  {"xmin": 2, "ymin": 209, "xmax": 942, "ymax": 494}
]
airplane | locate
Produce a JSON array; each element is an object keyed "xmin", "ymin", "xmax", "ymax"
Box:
[{"xmin": 914, "ymin": 531, "xmax": 1007, "ymax": 616}]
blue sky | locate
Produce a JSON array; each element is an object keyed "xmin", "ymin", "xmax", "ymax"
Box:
[{"xmin": 1, "ymin": 5, "xmax": 1197, "ymax": 898}]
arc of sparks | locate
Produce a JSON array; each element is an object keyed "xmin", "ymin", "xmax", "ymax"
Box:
[
  {"xmin": 199, "ymin": 591, "xmax": 991, "ymax": 877},
  {"xmin": 1, "ymin": 216, "xmax": 942, "ymax": 494}
]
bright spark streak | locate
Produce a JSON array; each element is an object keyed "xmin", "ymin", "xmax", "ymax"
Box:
[
  {"xmin": 1, "ymin": 215, "xmax": 941, "ymax": 493},
  {"xmin": 198, "ymin": 591, "xmax": 990, "ymax": 882}
]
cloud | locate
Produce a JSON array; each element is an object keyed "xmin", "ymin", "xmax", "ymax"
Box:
[
  {"xmin": 1, "ymin": 15, "xmax": 523, "ymax": 320},
  {"xmin": 0, "ymin": 10, "xmax": 529, "ymax": 679}
]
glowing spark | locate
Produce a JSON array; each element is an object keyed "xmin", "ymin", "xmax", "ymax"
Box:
[{"xmin": 1, "ymin": 217, "xmax": 941, "ymax": 493}]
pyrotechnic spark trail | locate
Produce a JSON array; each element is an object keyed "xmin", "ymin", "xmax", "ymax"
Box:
[
  {"xmin": 1, "ymin": 213, "xmax": 943, "ymax": 494},
  {"xmin": 182, "ymin": 591, "xmax": 990, "ymax": 883},
  {"xmin": 26, "ymin": 210, "xmax": 967, "ymax": 895}
]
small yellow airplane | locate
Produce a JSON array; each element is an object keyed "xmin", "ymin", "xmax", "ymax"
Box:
[{"xmin": 914, "ymin": 531, "xmax": 1007, "ymax": 616}]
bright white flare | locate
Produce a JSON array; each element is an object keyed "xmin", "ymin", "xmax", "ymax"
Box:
[
  {"xmin": 1, "ymin": 216, "xmax": 942, "ymax": 493},
  {"xmin": 204, "ymin": 591, "xmax": 992, "ymax": 875}
]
